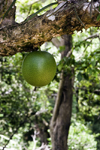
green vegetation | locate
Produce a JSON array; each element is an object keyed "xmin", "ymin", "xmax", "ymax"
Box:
[{"xmin": 68, "ymin": 121, "xmax": 97, "ymax": 150}]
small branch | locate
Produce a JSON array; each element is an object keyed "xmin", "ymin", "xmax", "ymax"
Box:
[
  {"xmin": 74, "ymin": 7, "xmax": 85, "ymax": 28},
  {"xmin": 66, "ymin": 49, "xmax": 72, "ymax": 57},
  {"xmin": 31, "ymin": 131, "xmax": 37, "ymax": 150},
  {"xmin": 84, "ymin": 33, "xmax": 100, "ymax": 40}
]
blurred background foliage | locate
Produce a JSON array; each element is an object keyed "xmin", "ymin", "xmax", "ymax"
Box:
[{"xmin": 0, "ymin": 0, "xmax": 100, "ymax": 150}]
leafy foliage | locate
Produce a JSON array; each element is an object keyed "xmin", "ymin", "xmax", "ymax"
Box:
[{"xmin": 68, "ymin": 121, "xmax": 97, "ymax": 150}]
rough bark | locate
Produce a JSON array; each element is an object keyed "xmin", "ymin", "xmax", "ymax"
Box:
[
  {"xmin": 50, "ymin": 35, "xmax": 74, "ymax": 150},
  {"xmin": 0, "ymin": 1, "xmax": 100, "ymax": 56}
]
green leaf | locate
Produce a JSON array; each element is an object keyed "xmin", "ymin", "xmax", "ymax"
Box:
[
  {"xmin": 77, "ymin": 72, "xmax": 82, "ymax": 81},
  {"xmin": 83, "ymin": 73, "xmax": 89, "ymax": 80},
  {"xmin": 98, "ymin": 6, "xmax": 100, "ymax": 12},
  {"xmin": 58, "ymin": 63, "xmax": 63, "ymax": 71},
  {"xmin": 58, "ymin": 46, "xmax": 65, "ymax": 53},
  {"xmin": 0, "ymin": 114, "xmax": 3, "ymax": 117},
  {"xmin": 97, "ymin": 14, "xmax": 100, "ymax": 21}
]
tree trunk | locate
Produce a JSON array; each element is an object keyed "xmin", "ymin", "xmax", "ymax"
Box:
[{"xmin": 50, "ymin": 35, "xmax": 74, "ymax": 150}]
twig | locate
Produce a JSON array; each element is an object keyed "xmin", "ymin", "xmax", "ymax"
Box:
[
  {"xmin": 2, "ymin": 126, "xmax": 20, "ymax": 150},
  {"xmin": 75, "ymin": 33, "xmax": 100, "ymax": 60},
  {"xmin": 74, "ymin": 7, "xmax": 85, "ymax": 28},
  {"xmin": 31, "ymin": 131, "xmax": 37, "ymax": 150},
  {"xmin": 84, "ymin": 33, "xmax": 100, "ymax": 40},
  {"xmin": 27, "ymin": 0, "xmax": 40, "ymax": 17},
  {"xmin": 46, "ymin": 2, "xmax": 75, "ymax": 19}
]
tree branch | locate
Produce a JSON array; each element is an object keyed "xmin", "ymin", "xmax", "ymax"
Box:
[{"xmin": 0, "ymin": 1, "xmax": 100, "ymax": 56}]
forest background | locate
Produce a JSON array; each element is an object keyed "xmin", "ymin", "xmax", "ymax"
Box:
[{"xmin": 0, "ymin": 0, "xmax": 100, "ymax": 150}]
